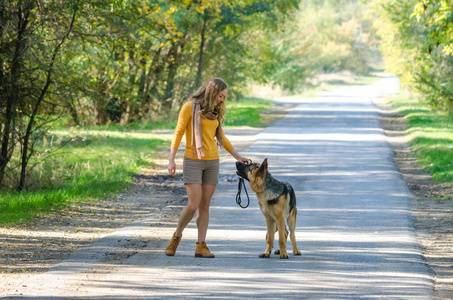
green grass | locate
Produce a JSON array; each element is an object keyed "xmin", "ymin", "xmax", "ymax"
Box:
[
  {"xmin": 0, "ymin": 129, "xmax": 167, "ymax": 224},
  {"xmin": 82, "ymin": 119, "xmax": 179, "ymax": 132},
  {"xmin": 388, "ymin": 91, "xmax": 453, "ymax": 185},
  {"xmin": 225, "ymin": 97, "xmax": 274, "ymax": 127}
]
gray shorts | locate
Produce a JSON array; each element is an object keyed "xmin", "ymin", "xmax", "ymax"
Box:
[{"xmin": 183, "ymin": 157, "xmax": 219, "ymax": 185}]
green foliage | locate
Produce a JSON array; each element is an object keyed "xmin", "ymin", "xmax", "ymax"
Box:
[
  {"xmin": 1, "ymin": 0, "xmax": 301, "ymax": 190},
  {"xmin": 235, "ymin": 0, "xmax": 380, "ymax": 92},
  {"xmin": 297, "ymin": 0, "xmax": 380, "ymax": 76},
  {"xmin": 0, "ymin": 0, "xmax": 79, "ymax": 190},
  {"xmin": 412, "ymin": 0, "xmax": 453, "ymax": 56},
  {"xmin": 388, "ymin": 91, "xmax": 453, "ymax": 185},
  {"xmin": 57, "ymin": 0, "xmax": 301, "ymax": 126},
  {"xmin": 372, "ymin": 0, "xmax": 453, "ymax": 112}
]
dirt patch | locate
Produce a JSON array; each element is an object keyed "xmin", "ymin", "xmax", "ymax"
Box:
[{"xmin": 374, "ymin": 97, "xmax": 453, "ymax": 299}]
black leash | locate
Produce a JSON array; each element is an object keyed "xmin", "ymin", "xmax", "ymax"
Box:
[
  {"xmin": 236, "ymin": 177, "xmax": 250, "ymax": 208},
  {"xmin": 235, "ymin": 159, "xmax": 252, "ymax": 209}
]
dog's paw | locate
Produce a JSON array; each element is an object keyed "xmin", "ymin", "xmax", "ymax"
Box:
[
  {"xmin": 279, "ymin": 252, "xmax": 289, "ymax": 259},
  {"xmin": 294, "ymin": 250, "xmax": 301, "ymax": 256},
  {"xmin": 259, "ymin": 252, "xmax": 271, "ymax": 258},
  {"xmin": 274, "ymin": 249, "xmax": 280, "ymax": 255}
]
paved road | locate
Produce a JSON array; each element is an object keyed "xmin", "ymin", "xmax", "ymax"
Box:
[{"xmin": 7, "ymin": 76, "xmax": 435, "ymax": 299}]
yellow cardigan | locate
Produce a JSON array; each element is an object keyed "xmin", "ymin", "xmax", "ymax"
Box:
[{"xmin": 171, "ymin": 101, "xmax": 234, "ymax": 160}]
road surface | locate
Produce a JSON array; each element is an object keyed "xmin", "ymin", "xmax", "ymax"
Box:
[{"xmin": 6, "ymin": 76, "xmax": 435, "ymax": 299}]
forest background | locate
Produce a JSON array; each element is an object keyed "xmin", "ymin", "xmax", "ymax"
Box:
[{"xmin": 1, "ymin": 0, "xmax": 452, "ymax": 223}]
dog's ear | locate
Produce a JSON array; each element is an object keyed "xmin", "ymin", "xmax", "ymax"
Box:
[
  {"xmin": 257, "ymin": 158, "xmax": 268, "ymax": 175},
  {"xmin": 262, "ymin": 158, "xmax": 268, "ymax": 169}
]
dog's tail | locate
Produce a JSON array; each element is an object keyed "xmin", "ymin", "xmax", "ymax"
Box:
[{"xmin": 287, "ymin": 184, "xmax": 296, "ymax": 213}]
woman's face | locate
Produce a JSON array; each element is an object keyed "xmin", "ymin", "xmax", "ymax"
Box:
[{"xmin": 216, "ymin": 89, "xmax": 227, "ymax": 105}]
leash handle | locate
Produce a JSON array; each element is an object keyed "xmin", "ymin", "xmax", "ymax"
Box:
[{"xmin": 236, "ymin": 177, "xmax": 250, "ymax": 208}]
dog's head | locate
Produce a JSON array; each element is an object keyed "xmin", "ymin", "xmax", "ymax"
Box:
[{"xmin": 236, "ymin": 158, "xmax": 268, "ymax": 184}]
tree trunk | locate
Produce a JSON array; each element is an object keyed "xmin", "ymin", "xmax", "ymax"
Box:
[
  {"xmin": 94, "ymin": 80, "xmax": 108, "ymax": 125},
  {"xmin": 146, "ymin": 48, "xmax": 165, "ymax": 111},
  {"xmin": 140, "ymin": 47, "xmax": 163, "ymax": 109},
  {"xmin": 120, "ymin": 47, "xmax": 136, "ymax": 125},
  {"xmin": 163, "ymin": 41, "xmax": 185, "ymax": 110},
  {"xmin": 121, "ymin": 101, "xmax": 132, "ymax": 125},
  {"xmin": 67, "ymin": 99, "xmax": 80, "ymax": 126},
  {"xmin": 0, "ymin": 96, "xmax": 16, "ymax": 187},
  {"xmin": 138, "ymin": 52, "xmax": 148, "ymax": 100},
  {"xmin": 18, "ymin": 8, "xmax": 76, "ymax": 191},
  {"xmin": 0, "ymin": 1, "xmax": 31, "ymax": 187},
  {"xmin": 196, "ymin": 15, "xmax": 208, "ymax": 88}
]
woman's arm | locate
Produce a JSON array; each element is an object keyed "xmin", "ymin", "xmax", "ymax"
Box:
[
  {"xmin": 168, "ymin": 147, "xmax": 178, "ymax": 176},
  {"xmin": 222, "ymin": 129, "xmax": 249, "ymax": 164},
  {"xmin": 229, "ymin": 149, "xmax": 250, "ymax": 163},
  {"xmin": 168, "ymin": 102, "xmax": 191, "ymax": 176}
]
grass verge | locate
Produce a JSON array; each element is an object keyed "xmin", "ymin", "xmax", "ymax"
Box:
[
  {"xmin": 0, "ymin": 131, "xmax": 167, "ymax": 225},
  {"xmin": 225, "ymin": 97, "xmax": 273, "ymax": 127},
  {"xmin": 388, "ymin": 90, "xmax": 453, "ymax": 185}
]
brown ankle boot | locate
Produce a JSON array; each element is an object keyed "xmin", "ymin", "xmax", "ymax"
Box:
[
  {"xmin": 195, "ymin": 241, "xmax": 215, "ymax": 258},
  {"xmin": 165, "ymin": 233, "xmax": 181, "ymax": 256}
]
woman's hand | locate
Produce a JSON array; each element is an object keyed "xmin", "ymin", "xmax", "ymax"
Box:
[
  {"xmin": 237, "ymin": 156, "xmax": 250, "ymax": 164},
  {"xmin": 168, "ymin": 159, "xmax": 176, "ymax": 176},
  {"xmin": 168, "ymin": 148, "xmax": 178, "ymax": 176},
  {"xmin": 229, "ymin": 149, "xmax": 250, "ymax": 164}
]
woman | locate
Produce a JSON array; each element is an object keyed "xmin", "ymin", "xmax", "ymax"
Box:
[{"xmin": 166, "ymin": 78, "xmax": 249, "ymax": 258}]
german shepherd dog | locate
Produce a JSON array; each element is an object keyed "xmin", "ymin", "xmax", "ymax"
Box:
[{"xmin": 236, "ymin": 159, "xmax": 301, "ymax": 259}]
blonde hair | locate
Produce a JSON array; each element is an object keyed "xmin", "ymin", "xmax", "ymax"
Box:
[{"xmin": 191, "ymin": 78, "xmax": 227, "ymax": 123}]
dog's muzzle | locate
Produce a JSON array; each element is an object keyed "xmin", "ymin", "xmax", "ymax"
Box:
[
  {"xmin": 235, "ymin": 161, "xmax": 250, "ymax": 181},
  {"xmin": 236, "ymin": 171, "xmax": 246, "ymax": 179}
]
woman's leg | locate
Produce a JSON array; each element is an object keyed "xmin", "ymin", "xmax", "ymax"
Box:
[
  {"xmin": 174, "ymin": 183, "xmax": 202, "ymax": 237},
  {"xmin": 196, "ymin": 184, "xmax": 216, "ymax": 242}
]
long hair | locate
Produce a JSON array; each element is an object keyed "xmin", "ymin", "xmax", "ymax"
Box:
[{"xmin": 191, "ymin": 78, "xmax": 227, "ymax": 123}]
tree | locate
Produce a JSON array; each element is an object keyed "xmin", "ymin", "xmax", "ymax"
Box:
[
  {"xmin": 373, "ymin": 0, "xmax": 453, "ymax": 111},
  {"xmin": 0, "ymin": 1, "xmax": 79, "ymax": 189},
  {"xmin": 59, "ymin": 0, "xmax": 302, "ymax": 123},
  {"xmin": 3, "ymin": 0, "xmax": 333, "ymax": 191}
]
